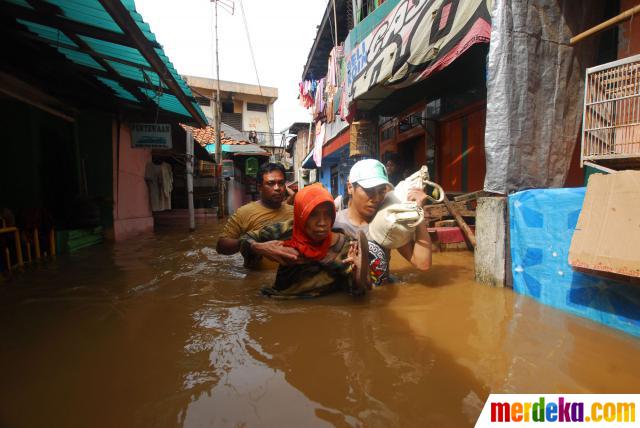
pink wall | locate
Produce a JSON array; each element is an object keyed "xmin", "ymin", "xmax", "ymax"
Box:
[{"xmin": 112, "ymin": 121, "xmax": 154, "ymax": 241}]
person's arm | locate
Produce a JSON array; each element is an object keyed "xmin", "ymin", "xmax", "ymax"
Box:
[
  {"xmin": 216, "ymin": 237, "xmax": 240, "ymax": 255},
  {"xmin": 216, "ymin": 212, "xmax": 243, "ymax": 254},
  {"xmin": 397, "ymin": 221, "xmax": 432, "ymax": 271},
  {"xmin": 398, "ymin": 189, "xmax": 433, "ymax": 271},
  {"xmin": 239, "ymin": 220, "xmax": 299, "ymax": 264}
]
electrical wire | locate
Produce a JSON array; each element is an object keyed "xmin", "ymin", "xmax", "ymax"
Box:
[{"xmin": 238, "ymin": 0, "xmax": 274, "ymax": 145}]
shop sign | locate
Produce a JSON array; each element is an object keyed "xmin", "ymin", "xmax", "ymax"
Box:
[
  {"xmin": 245, "ymin": 157, "xmax": 259, "ymax": 176},
  {"xmin": 131, "ymin": 123, "xmax": 172, "ymax": 149}
]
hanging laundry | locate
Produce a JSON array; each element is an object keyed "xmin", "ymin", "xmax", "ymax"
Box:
[
  {"xmin": 298, "ymin": 79, "xmax": 320, "ymax": 109},
  {"xmin": 145, "ymin": 161, "xmax": 164, "ymax": 212},
  {"xmin": 313, "ymin": 121, "xmax": 325, "ymax": 167},
  {"xmin": 160, "ymin": 162, "xmax": 173, "ymax": 211}
]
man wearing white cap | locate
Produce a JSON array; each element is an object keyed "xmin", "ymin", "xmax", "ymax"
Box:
[{"xmin": 334, "ymin": 159, "xmax": 432, "ymax": 285}]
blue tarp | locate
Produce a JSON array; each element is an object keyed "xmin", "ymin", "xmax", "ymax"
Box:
[{"xmin": 509, "ymin": 188, "xmax": 640, "ymax": 338}]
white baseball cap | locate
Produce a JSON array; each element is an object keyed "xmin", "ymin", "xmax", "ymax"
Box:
[{"xmin": 349, "ymin": 159, "xmax": 393, "ymax": 189}]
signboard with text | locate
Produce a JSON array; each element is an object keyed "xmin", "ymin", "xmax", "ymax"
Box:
[{"xmin": 131, "ymin": 123, "xmax": 172, "ymax": 149}]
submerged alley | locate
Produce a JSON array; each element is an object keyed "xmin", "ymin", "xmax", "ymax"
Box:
[
  {"xmin": 1, "ymin": 223, "xmax": 639, "ymax": 427},
  {"xmin": 1, "ymin": 0, "xmax": 640, "ymax": 427}
]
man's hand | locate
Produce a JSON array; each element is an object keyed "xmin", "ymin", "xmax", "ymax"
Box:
[
  {"xmin": 285, "ymin": 185, "xmax": 296, "ymax": 205},
  {"xmin": 251, "ymin": 240, "xmax": 300, "ymax": 265}
]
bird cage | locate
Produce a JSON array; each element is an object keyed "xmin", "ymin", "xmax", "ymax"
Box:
[{"xmin": 582, "ymin": 54, "xmax": 640, "ymax": 167}]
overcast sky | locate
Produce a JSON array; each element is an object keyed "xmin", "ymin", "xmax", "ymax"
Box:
[{"xmin": 134, "ymin": 0, "xmax": 327, "ymax": 133}]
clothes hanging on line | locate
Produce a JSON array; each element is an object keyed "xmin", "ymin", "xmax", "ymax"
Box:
[{"xmin": 145, "ymin": 161, "xmax": 173, "ymax": 212}]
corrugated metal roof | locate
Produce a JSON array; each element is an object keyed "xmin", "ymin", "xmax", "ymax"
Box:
[
  {"xmin": 3, "ymin": 0, "xmax": 207, "ymax": 125},
  {"xmin": 205, "ymin": 143, "xmax": 269, "ymax": 156}
]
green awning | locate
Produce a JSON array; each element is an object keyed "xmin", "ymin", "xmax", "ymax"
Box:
[
  {"xmin": 205, "ymin": 143, "xmax": 269, "ymax": 157},
  {"xmin": 3, "ymin": 0, "xmax": 207, "ymax": 126}
]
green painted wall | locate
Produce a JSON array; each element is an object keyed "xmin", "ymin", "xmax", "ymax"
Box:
[
  {"xmin": 0, "ymin": 99, "xmax": 113, "ymax": 228},
  {"xmin": 0, "ymin": 99, "xmax": 76, "ymax": 213},
  {"xmin": 76, "ymin": 110, "xmax": 114, "ymax": 227}
]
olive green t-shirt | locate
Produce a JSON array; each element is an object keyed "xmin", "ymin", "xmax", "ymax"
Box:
[{"xmin": 220, "ymin": 201, "xmax": 293, "ymax": 239}]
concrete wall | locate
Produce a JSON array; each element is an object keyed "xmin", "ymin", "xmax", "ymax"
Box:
[
  {"xmin": 111, "ymin": 122, "xmax": 153, "ymax": 241},
  {"xmin": 475, "ymin": 197, "xmax": 508, "ymax": 287},
  {"xmin": 184, "ymin": 75, "xmax": 278, "ymax": 99},
  {"xmin": 243, "ymin": 104, "xmax": 270, "ymax": 133}
]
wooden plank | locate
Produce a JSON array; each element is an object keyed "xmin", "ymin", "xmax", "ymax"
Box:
[
  {"xmin": 442, "ymin": 195, "xmax": 476, "ymax": 249},
  {"xmin": 424, "ymin": 201, "xmax": 476, "ymax": 218},
  {"xmin": 453, "ymin": 190, "xmax": 488, "ymax": 202}
]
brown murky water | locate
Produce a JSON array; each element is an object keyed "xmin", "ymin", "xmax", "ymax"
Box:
[{"xmin": 1, "ymin": 222, "xmax": 640, "ymax": 428}]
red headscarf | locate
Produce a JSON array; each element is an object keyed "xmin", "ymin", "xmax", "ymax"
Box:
[{"xmin": 283, "ymin": 184, "xmax": 335, "ymax": 261}]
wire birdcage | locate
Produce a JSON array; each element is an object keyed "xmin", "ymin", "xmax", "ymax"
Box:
[{"xmin": 582, "ymin": 54, "xmax": 640, "ymax": 165}]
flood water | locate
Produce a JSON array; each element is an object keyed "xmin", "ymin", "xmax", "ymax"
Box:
[{"xmin": 1, "ymin": 222, "xmax": 640, "ymax": 428}]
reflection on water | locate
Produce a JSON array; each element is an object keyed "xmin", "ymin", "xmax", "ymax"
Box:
[{"xmin": 1, "ymin": 222, "xmax": 639, "ymax": 428}]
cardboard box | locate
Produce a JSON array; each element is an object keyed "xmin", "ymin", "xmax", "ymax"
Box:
[{"xmin": 569, "ymin": 170, "xmax": 640, "ymax": 279}]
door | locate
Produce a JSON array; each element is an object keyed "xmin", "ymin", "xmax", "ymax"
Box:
[{"xmin": 437, "ymin": 107, "xmax": 486, "ymax": 193}]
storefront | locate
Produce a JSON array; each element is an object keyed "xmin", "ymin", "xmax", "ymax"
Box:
[{"xmin": 0, "ymin": 0, "xmax": 208, "ymax": 268}]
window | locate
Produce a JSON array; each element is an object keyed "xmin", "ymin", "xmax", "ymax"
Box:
[
  {"xmin": 195, "ymin": 96, "xmax": 210, "ymax": 106},
  {"xmin": 381, "ymin": 126, "xmax": 395, "ymax": 142},
  {"xmin": 221, "ymin": 112, "xmax": 242, "ymax": 131},
  {"xmin": 247, "ymin": 103, "xmax": 268, "ymax": 112}
]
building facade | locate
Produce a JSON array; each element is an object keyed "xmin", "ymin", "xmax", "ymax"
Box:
[
  {"xmin": 299, "ymin": 0, "xmax": 493, "ymax": 197},
  {"xmin": 0, "ymin": 0, "xmax": 208, "ymax": 249},
  {"xmin": 184, "ymin": 75, "xmax": 278, "ymax": 147}
]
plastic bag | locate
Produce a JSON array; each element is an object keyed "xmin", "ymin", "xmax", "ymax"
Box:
[
  {"xmin": 368, "ymin": 197, "xmax": 424, "ymax": 249},
  {"xmin": 368, "ymin": 166, "xmax": 445, "ymax": 249}
]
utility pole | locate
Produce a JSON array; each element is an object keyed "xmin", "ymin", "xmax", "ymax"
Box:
[
  {"xmin": 213, "ymin": 0, "xmax": 225, "ymax": 218},
  {"xmin": 186, "ymin": 130, "xmax": 196, "ymax": 231}
]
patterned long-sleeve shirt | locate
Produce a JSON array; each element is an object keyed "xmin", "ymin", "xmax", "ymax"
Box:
[{"xmin": 240, "ymin": 220, "xmax": 356, "ymax": 298}]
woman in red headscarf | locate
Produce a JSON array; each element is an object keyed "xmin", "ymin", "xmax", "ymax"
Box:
[{"xmin": 240, "ymin": 184, "xmax": 369, "ymax": 298}]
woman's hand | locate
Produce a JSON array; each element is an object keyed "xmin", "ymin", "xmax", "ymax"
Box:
[
  {"xmin": 343, "ymin": 241, "xmax": 358, "ymax": 267},
  {"xmin": 251, "ymin": 240, "xmax": 300, "ymax": 265}
]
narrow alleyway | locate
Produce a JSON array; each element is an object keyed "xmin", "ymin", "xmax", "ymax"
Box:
[{"xmin": 1, "ymin": 224, "xmax": 639, "ymax": 428}]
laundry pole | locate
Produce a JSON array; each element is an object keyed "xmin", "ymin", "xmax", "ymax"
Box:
[{"xmin": 186, "ymin": 130, "xmax": 196, "ymax": 231}]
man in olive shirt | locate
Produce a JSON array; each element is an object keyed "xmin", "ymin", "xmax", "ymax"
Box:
[{"xmin": 216, "ymin": 163, "xmax": 294, "ymax": 267}]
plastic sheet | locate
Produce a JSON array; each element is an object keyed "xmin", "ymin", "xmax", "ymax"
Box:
[
  {"xmin": 484, "ymin": 0, "xmax": 603, "ymax": 194},
  {"xmin": 509, "ymin": 188, "xmax": 640, "ymax": 338}
]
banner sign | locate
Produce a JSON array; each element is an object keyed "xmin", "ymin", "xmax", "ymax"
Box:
[
  {"xmin": 345, "ymin": 0, "xmax": 492, "ymax": 103},
  {"xmin": 131, "ymin": 123, "xmax": 172, "ymax": 149}
]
